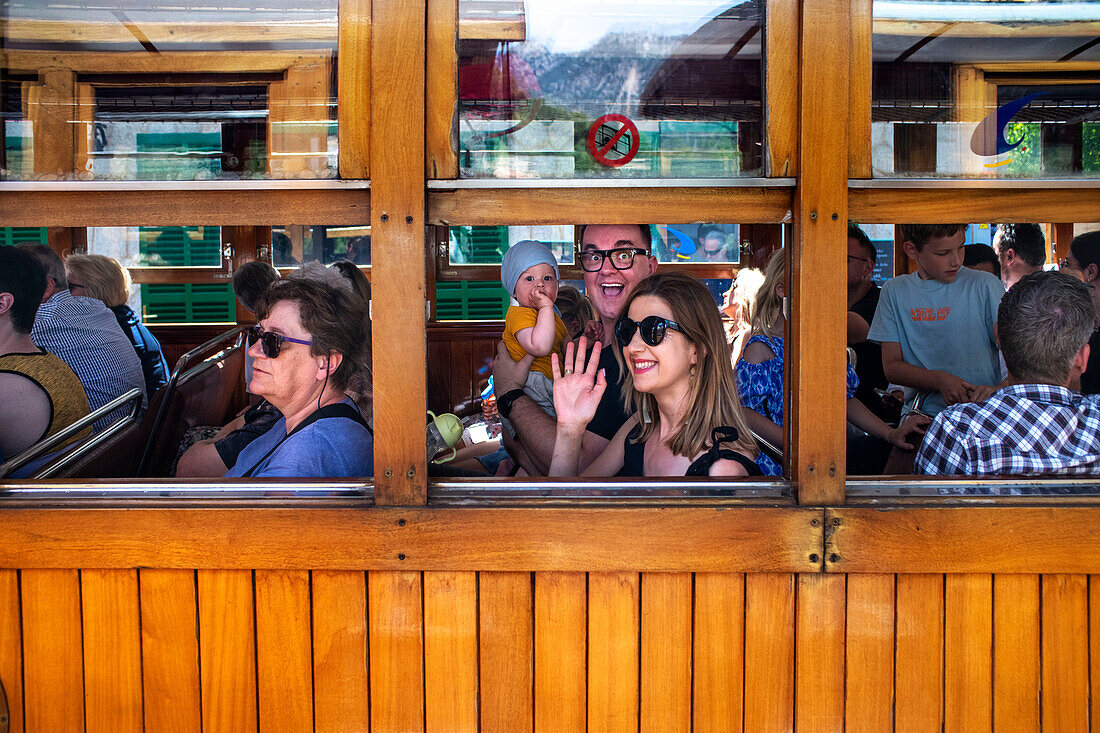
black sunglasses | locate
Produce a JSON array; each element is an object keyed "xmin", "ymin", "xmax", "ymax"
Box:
[
  {"xmin": 615, "ymin": 315, "xmax": 685, "ymax": 348},
  {"xmin": 247, "ymin": 324, "xmax": 313, "ymax": 359},
  {"xmin": 577, "ymin": 247, "xmax": 649, "ymax": 272}
]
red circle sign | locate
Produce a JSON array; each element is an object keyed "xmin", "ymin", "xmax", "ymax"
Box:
[{"xmin": 587, "ymin": 114, "xmax": 640, "ymax": 167}]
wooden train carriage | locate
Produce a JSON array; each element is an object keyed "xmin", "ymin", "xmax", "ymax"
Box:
[{"xmin": 1, "ymin": 0, "xmax": 1099, "ymax": 731}]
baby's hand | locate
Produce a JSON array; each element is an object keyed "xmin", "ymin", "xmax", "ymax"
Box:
[
  {"xmin": 583, "ymin": 319, "xmax": 604, "ymax": 344},
  {"xmin": 531, "ymin": 289, "xmax": 554, "ymax": 309}
]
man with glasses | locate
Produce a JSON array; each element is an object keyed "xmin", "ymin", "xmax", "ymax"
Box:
[
  {"xmin": 992, "ymin": 223, "xmax": 1046, "ymax": 290},
  {"xmin": 493, "ymin": 224, "xmax": 657, "ymax": 474},
  {"xmin": 846, "ymin": 224, "xmax": 890, "ymax": 420}
]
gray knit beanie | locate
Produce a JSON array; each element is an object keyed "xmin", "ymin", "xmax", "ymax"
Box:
[{"xmin": 500, "ymin": 240, "xmax": 560, "ymax": 298}]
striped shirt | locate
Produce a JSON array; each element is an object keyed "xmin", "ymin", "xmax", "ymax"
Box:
[{"xmin": 32, "ymin": 291, "xmax": 147, "ymax": 432}]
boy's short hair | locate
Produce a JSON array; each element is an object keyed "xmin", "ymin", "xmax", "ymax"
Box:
[
  {"xmin": 232, "ymin": 261, "xmax": 279, "ymax": 313},
  {"xmin": 901, "ymin": 224, "xmax": 966, "ymax": 251},
  {"xmin": 0, "ymin": 247, "xmax": 47, "ymax": 334},
  {"xmin": 994, "ymin": 223, "xmax": 1046, "ymax": 268},
  {"xmin": 847, "ymin": 223, "xmax": 876, "ymax": 265}
]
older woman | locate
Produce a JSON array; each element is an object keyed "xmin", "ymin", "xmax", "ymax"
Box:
[{"xmin": 224, "ymin": 278, "xmax": 372, "ymax": 478}]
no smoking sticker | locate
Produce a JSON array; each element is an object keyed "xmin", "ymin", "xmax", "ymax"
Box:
[{"xmin": 587, "ymin": 114, "xmax": 640, "ymax": 167}]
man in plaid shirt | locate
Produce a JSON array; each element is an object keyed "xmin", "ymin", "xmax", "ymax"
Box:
[{"xmin": 916, "ymin": 271, "xmax": 1100, "ymax": 475}]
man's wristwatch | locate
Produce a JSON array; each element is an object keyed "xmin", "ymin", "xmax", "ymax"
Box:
[{"xmin": 496, "ymin": 388, "xmax": 527, "ymax": 419}]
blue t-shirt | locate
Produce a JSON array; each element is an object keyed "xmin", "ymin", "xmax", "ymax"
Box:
[
  {"xmin": 225, "ymin": 397, "xmax": 373, "ymax": 478},
  {"xmin": 868, "ymin": 266, "xmax": 1004, "ymax": 417}
]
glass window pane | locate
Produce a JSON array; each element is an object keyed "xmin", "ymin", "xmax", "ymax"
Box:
[
  {"xmin": 90, "ymin": 226, "xmax": 224, "ymax": 269},
  {"xmin": 273, "ymin": 226, "xmax": 371, "ymax": 267},
  {"xmin": 3, "ymin": 1, "xmax": 339, "ymax": 181},
  {"xmin": 872, "ymin": 0, "xmax": 1100, "ymax": 178},
  {"xmin": 457, "ymin": 0, "xmax": 763, "ymax": 179}
]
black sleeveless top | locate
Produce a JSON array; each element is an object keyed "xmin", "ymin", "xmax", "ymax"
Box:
[{"xmin": 616, "ymin": 426, "xmax": 763, "ymax": 477}]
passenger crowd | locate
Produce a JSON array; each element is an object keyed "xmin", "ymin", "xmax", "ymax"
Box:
[{"xmin": 2, "ymin": 222, "xmax": 1098, "ymax": 480}]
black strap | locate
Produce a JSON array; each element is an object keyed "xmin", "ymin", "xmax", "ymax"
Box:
[
  {"xmin": 685, "ymin": 426, "xmax": 763, "ymax": 477},
  {"xmin": 241, "ymin": 401, "xmax": 369, "ymax": 478}
]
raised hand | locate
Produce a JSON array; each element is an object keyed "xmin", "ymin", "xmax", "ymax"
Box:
[
  {"xmin": 552, "ymin": 336, "xmax": 606, "ymax": 429},
  {"xmin": 582, "ymin": 319, "xmax": 604, "ymax": 345}
]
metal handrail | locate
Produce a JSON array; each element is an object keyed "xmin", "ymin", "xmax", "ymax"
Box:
[
  {"xmin": 137, "ymin": 326, "xmax": 244, "ymax": 476},
  {"xmin": 0, "ymin": 388, "xmax": 143, "ymax": 479}
]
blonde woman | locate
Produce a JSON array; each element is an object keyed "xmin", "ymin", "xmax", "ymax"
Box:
[
  {"xmin": 65, "ymin": 253, "xmax": 169, "ymax": 395},
  {"xmin": 723, "ymin": 266, "xmax": 765, "ymax": 363}
]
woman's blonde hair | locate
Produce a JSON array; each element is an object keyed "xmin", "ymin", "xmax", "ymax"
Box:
[
  {"xmin": 555, "ymin": 285, "xmax": 597, "ymax": 338},
  {"xmin": 64, "ymin": 253, "xmax": 131, "ymax": 307},
  {"xmin": 614, "ymin": 272, "xmax": 758, "ymax": 461},
  {"xmin": 750, "ymin": 250, "xmax": 786, "ymax": 337}
]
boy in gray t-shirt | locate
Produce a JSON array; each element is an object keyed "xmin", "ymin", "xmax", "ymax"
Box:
[{"xmin": 868, "ymin": 224, "xmax": 1005, "ymax": 418}]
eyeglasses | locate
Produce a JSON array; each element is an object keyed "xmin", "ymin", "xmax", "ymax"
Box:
[
  {"xmin": 615, "ymin": 315, "xmax": 685, "ymax": 348},
  {"xmin": 246, "ymin": 324, "xmax": 312, "ymax": 359},
  {"xmin": 577, "ymin": 247, "xmax": 649, "ymax": 272},
  {"xmin": 67, "ymin": 282, "xmax": 85, "ymax": 293},
  {"xmin": 847, "ymin": 255, "xmax": 872, "ymax": 265}
]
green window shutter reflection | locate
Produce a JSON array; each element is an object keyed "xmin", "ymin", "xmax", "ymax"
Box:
[
  {"xmin": 141, "ymin": 283, "xmax": 235, "ymax": 324},
  {"xmin": 0, "ymin": 228, "xmax": 48, "ymax": 247},
  {"xmin": 138, "ymin": 226, "xmax": 221, "ymax": 267},
  {"xmin": 436, "ymin": 281, "xmax": 510, "ymax": 321},
  {"xmin": 1085, "ymin": 123, "xmax": 1100, "ymax": 173}
]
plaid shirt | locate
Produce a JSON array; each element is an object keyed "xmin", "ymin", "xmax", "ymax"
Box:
[
  {"xmin": 916, "ymin": 383, "xmax": 1100, "ymax": 476},
  {"xmin": 32, "ymin": 291, "xmax": 147, "ymax": 432}
]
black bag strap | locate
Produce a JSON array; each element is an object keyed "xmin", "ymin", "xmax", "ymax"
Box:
[
  {"xmin": 241, "ymin": 401, "xmax": 369, "ymax": 478},
  {"xmin": 685, "ymin": 426, "xmax": 763, "ymax": 477}
]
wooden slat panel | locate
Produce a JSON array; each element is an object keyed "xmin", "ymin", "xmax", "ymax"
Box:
[
  {"xmin": 21, "ymin": 569, "xmax": 84, "ymax": 733},
  {"xmin": 0, "ymin": 189, "xmax": 370, "ymax": 227},
  {"xmin": 1091, "ymin": 575, "xmax": 1100, "ymax": 733},
  {"xmin": 368, "ymin": 571, "xmax": 425, "ymax": 733},
  {"xmin": 993, "ymin": 574, "xmax": 1040, "ymax": 733},
  {"xmin": 426, "ymin": 0, "xmax": 459, "ymax": 179},
  {"xmin": 371, "ymin": 0, "xmax": 428, "ymax": 505},
  {"xmin": 944, "ymin": 574, "xmax": 992, "ymax": 733},
  {"xmin": 765, "ymin": 0, "xmax": 799, "ymax": 176},
  {"xmin": 848, "ymin": 188, "xmax": 1100, "ymax": 225},
  {"xmin": 534, "ymin": 572, "xmax": 586, "ymax": 733},
  {"xmin": 313, "ymin": 570, "xmax": 370, "ymax": 733},
  {"xmin": 844, "ymin": 574, "xmax": 894, "ymax": 733},
  {"xmin": 139, "ymin": 569, "xmax": 202, "ymax": 733},
  {"xmin": 197, "ymin": 569, "xmax": 258, "ymax": 733},
  {"xmin": 81, "ymin": 569, "xmax": 143, "ymax": 733},
  {"xmin": 424, "ymin": 572, "xmax": 478, "ymax": 733},
  {"xmin": 588, "ymin": 572, "xmax": 640, "ymax": 733},
  {"xmin": 848, "ymin": 0, "xmax": 872, "ymax": 178},
  {"xmin": 829, "ymin": 508, "xmax": 1100, "ymax": 573},
  {"xmin": 693, "ymin": 573, "xmax": 744, "ymax": 733},
  {"xmin": 338, "ymin": 0, "xmax": 371, "ymax": 179},
  {"xmin": 255, "ymin": 570, "xmax": 313, "ymax": 733},
  {"xmin": 795, "ymin": 574, "xmax": 845, "ymax": 733},
  {"xmin": 640, "ymin": 573, "xmax": 692, "ymax": 733},
  {"xmin": 744, "ymin": 573, "xmax": 794, "ymax": 733},
  {"xmin": 429, "ymin": 187, "xmax": 794, "ymax": 226},
  {"xmin": 0, "ymin": 570, "xmax": 23, "ymax": 733},
  {"xmin": 479, "ymin": 572, "xmax": 533, "ymax": 733},
  {"xmin": 0, "ymin": 507, "xmax": 821, "ymax": 573},
  {"xmin": 895, "ymin": 574, "xmax": 943, "ymax": 733},
  {"xmin": 791, "ymin": 0, "xmax": 849, "ymax": 504},
  {"xmin": 1040, "ymin": 574, "xmax": 1088, "ymax": 733}
]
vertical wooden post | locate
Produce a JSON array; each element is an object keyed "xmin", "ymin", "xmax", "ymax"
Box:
[
  {"xmin": 766, "ymin": 0, "xmax": 800, "ymax": 177},
  {"xmin": 372, "ymin": 0, "xmax": 428, "ymax": 505},
  {"xmin": 790, "ymin": 0, "xmax": 849, "ymax": 505},
  {"xmin": 24, "ymin": 69, "xmax": 77, "ymax": 178},
  {"xmin": 848, "ymin": 0, "xmax": 872, "ymax": 179},
  {"xmin": 426, "ymin": 0, "xmax": 459, "ymax": 179},
  {"xmin": 339, "ymin": 0, "xmax": 372, "ymax": 179}
]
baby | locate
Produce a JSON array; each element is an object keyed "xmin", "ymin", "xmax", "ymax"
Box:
[{"xmin": 500, "ymin": 240, "xmax": 569, "ymax": 424}]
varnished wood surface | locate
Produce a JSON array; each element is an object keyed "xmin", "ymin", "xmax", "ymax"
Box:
[
  {"xmin": 844, "ymin": 574, "xmax": 895, "ymax": 732},
  {"xmin": 0, "ymin": 571, "xmax": 23, "ymax": 733},
  {"xmin": 338, "ymin": 0, "xmax": 372, "ymax": 180},
  {"xmin": 197, "ymin": 570, "xmax": 258, "ymax": 733},
  {"xmin": 765, "ymin": 0, "xmax": 799, "ymax": 176},
  {"xmin": 312, "ymin": 571, "xmax": 370, "ymax": 733},
  {"xmin": 424, "ymin": 572, "xmax": 479, "ymax": 733},
  {"xmin": 368, "ymin": 571, "xmax": 425, "ymax": 733},
  {"xmin": 848, "ymin": 0, "xmax": 873, "ymax": 178},
  {"xmin": 587, "ymin": 572, "xmax": 639, "ymax": 733},
  {"xmin": 255, "ymin": 570, "xmax": 314, "ymax": 733},
  {"xmin": 849, "ymin": 187, "xmax": 1100, "ymax": 224},
  {"xmin": 944, "ymin": 574, "xmax": 992, "ymax": 733},
  {"xmin": 693, "ymin": 573, "xmax": 744, "ymax": 733},
  {"xmin": 534, "ymin": 572, "xmax": 586, "ymax": 733},
  {"xmin": 81, "ymin": 569, "xmax": 143, "ymax": 733},
  {"xmin": 479, "ymin": 572, "xmax": 533, "ymax": 733},
  {"xmin": 21, "ymin": 569, "xmax": 84, "ymax": 733},
  {"xmin": 795, "ymin": 574, "xmax": 846, "ymax": 733},
  {"xmin": 743, "ymin": 573, "xmax": 795, "ymax": 733},
  {"xmin": 139, "ymin": 570, "xmax": 202, "ymax": 733},
  {"xmin": 993, "ymin": 574, "xmax": 1040, "ymax": 733},
  {"xmin": 1041, "ymin": 575, "xmax": 1089, "ymax": 733},
  {"xmin": 426, "ymin": 0, "xmax": 459, "ymax": 179},
  {"xmin": 895, "ymin": 574, "xmax": 944, "ymax": 733},
  {"xmin": 639, "ymin": 573, "xmax": 692, "ymax": 732}
]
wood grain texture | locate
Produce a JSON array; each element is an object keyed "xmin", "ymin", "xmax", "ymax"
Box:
[
  {"xmin": 313, "ymin": 570, "xmax": 370, "ymax": 733},
  {"xmin": 26, "ymin": 70, "xmax": 77, "ymax": 177},
  {"xmin": 255, "ymin": 570, "xmax": 314, "ymax": 733},
  {"xmin": 0, "ymin": 189, "xmax": 370, "ymax": 227},
  {"xmin": 848, "ymin": 0, "xmax": 872, "ymax": 178},
  {"xmin": 791, "ymin": 0, "xmax": 849, "ymax": 504},
  {"xmin": 828, "ymin": 507, "xmax": 1100, "ymax": 573},
  {"xmin": 844, "ymin": 574, "xmax": 894, "ymax": 733},
  {"xmin": 533, "ymin": 572, "xmax": 586, "ymax": 733},
  {"xmin": 765, "ymin": 0, "xmax": 799, "ymax": 176},
  {"xmin": 371, "ymin": 0, "xmax": 428, "ymax": 505},
  {"xmin": 81, "ymin": 569, "xmax": 143, "ymax": 733},
  {"xmin": 640, "ymin": 573, "xmax": 692, "ymax": 733},
  {"xmin": 588, "ymin": 572, "xmax": 640, "ymax": 733},
  {"xmin": 21, "ymin": 569, "xmax": 84, "ymax": 733},
  {"xmin": 0, "ymin": 507, "xmax": 821, "ymax": 572},
  {"xmin": 1091, "ymin": 575, "xmax": 1100, "ymax": 733},
  {"xmin": 197, "ymin": 570, "xmax": 258, "ymax": 733},
  {"xmin": 795, "ymin": 574, "xmax": 846, "ymax": 733},
  {"xmin": 693, "ymin": 573, "xmax": 744, "ymax": 733},
  {"xmin": 479, "ymin": 572, "xmax": 534, "ymax": 733},
  {"xmin": 993, "ymin": 574, "xmax": 1040, "ymax": 733},
  {"xmin": 423, "ymin": 572, "xmax": 478, "ymax": 733},
  {"xmin": 429, "ymin": 187, "xmax": 794, "ymax": 226},
  {"xmin": 849, "ymin": 188, "xmax": 1100, "ymax": 224},
  {"xmin": 744, "ymin": 573, "xmax": 794, "ymax": 733},
  {"xmin": 368, "ymin": 571, "xmax": 425, "ymax": 733},
  {"xmin": 895, "ymin": 574, "xmax": 943, "ymax": 733},
  {"xmin": 1040, "ymin": 574, "xmax": 1088, "ymax": 733},
  {"xmin": 944, "ymin": 574, "xmax": 992, "ymax": 733},
  {"xmin": 338, "ymin": 0, "xmax": 371, "ymax": 179},
  {"xmin": 0, "ymin": 570, "xmax": 23, "ymax": 733},
  {"xmin": 139, "ymin": 569, "xmax": 202, "ymax": 733},
  {"xmin": 426, "ymin": 0, "xmax": 459, "ymax": 179}
]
